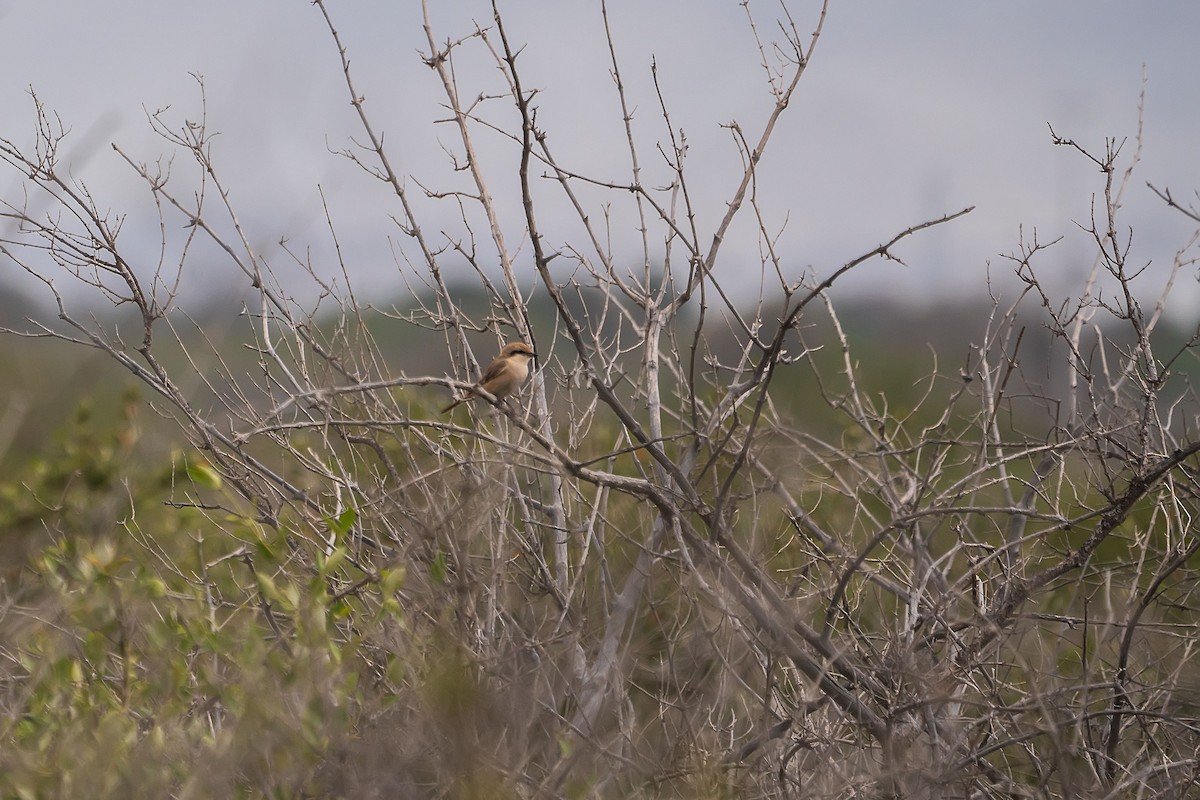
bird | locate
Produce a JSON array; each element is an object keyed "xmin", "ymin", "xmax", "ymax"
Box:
[{"xmin": 441, "ymin": 341, "xmax": 537, "ymax": 414}]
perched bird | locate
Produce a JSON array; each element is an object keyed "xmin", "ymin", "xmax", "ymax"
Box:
[{"xmin": 441, "ymin": 341, "xmax": 537, "ymax": 414}]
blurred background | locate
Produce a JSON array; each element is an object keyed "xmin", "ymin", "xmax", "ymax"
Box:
[{"xmin": 1, "ymin": 0, "xmax": 1198, "ymax": 458}]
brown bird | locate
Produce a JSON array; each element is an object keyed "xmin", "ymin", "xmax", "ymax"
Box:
[{"xmin": 441, "ymin": 341, "xmax": 537, "ymax": 414}]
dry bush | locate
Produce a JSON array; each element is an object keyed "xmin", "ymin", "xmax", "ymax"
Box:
[{"xmin": 1, "ymin": 2, "xmax": 1199, "ymax": 798}]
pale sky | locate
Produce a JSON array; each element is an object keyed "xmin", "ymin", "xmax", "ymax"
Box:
[{"xmin": 2, "ymin": 1, "xmax": 1198, "ymax": 314}]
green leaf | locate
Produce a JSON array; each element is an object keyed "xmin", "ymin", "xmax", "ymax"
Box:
[
  {"xmin": 430, "ymin": 551, "xmax": 447, "ymax": 584},
  {"xmin": 319, "ymin": 546, "xmax": 347, "ymax": 575},
  {"xmin": 381, "ymin": 566, "xmax": 406, "ymax": 595},
  {"xmin": 326, "ymin": 506, "xmax": 357, "ymax": 539},
  {"xmin": 186, "ymin": 459, "xmax": 222, "ymax": 490}
]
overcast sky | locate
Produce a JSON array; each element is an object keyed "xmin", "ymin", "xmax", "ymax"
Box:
[{"xmin": 2, "ymin": 1, "xmax": 1198, "ymax": 316}]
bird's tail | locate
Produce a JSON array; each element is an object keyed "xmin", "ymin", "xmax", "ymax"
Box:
[{"xmin": 441, "ymin": 391, "xmax": 474, "ymax": 414}]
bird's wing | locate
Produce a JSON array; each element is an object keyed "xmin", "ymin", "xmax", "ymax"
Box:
[{"xmin": 477, "ymin": 356, "xmax": 508, "ymax": 387}]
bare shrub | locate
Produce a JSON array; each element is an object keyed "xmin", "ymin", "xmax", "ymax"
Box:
[{"xmin": 1, "ymin": 1, "xmax": 1198, "ymax": 797}]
